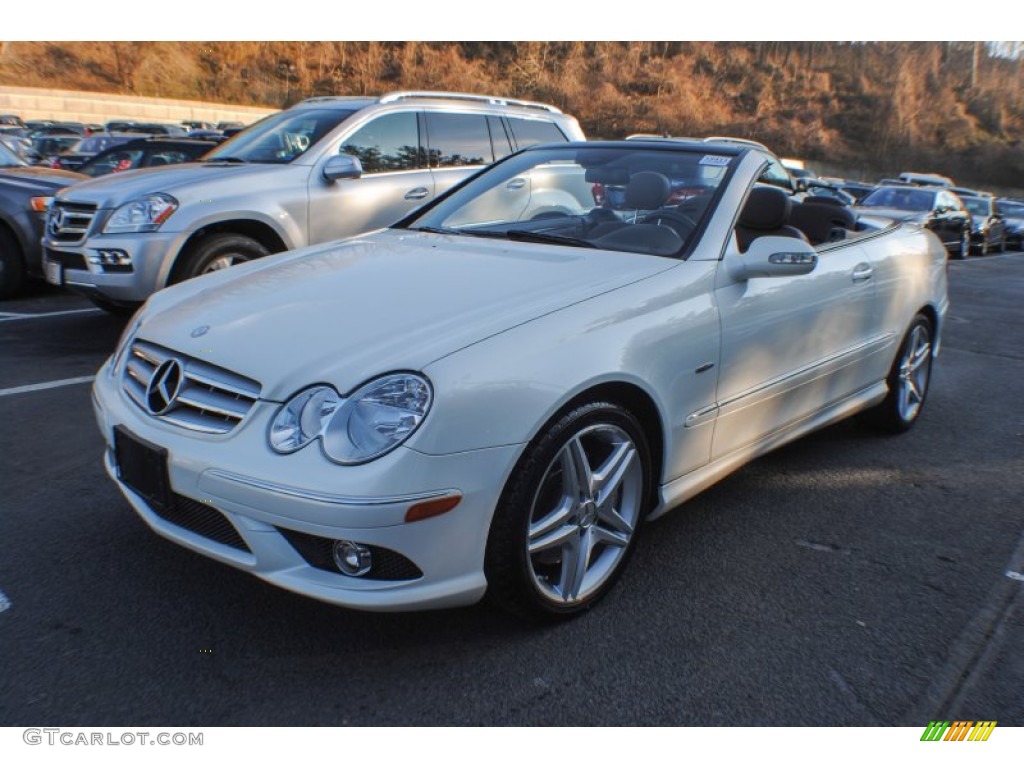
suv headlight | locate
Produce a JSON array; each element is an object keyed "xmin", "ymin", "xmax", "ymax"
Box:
[
  {"xmin": 269, "ymin": 373, "xmax": 432, "ymax": 464},
  {"xmin": 103, "ymin": 193, "xmax": 178, "ymax": 234}
]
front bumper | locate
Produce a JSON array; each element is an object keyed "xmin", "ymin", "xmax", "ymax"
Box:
[
  {"xmin": 92, "ymin": 360, "xmax": 521, "ymax": 611},
  {"xmin": 42, "ymin": 230, "xmax": 186, "ymax": 303}
]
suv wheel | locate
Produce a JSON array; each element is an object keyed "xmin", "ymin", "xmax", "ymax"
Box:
[
  {"xmin": 173, "ymin": 234, "xmax": 270, "ymax": 283},
  {"xmin": 0, "ymin": 227, "xmax": 25, "ymax": 299}
]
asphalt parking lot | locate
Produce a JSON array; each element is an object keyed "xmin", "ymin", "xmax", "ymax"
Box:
[{"xmin": 1, "ymin": 253, "xmax": 1022, "ymax": 726}]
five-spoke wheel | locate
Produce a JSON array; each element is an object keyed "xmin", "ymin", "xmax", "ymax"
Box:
[{"xmin": 485, "ymin": 401, "xmax": 650, "ymax": 618}]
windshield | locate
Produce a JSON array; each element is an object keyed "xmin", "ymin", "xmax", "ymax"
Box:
[
  {"xmin": 961, "ymin": 197, "xmax": 991, "ymax": 216},
  {"xmin": 204, "ymin": 108, "xmax": 355, "ymax": 164},
  {"xmin": 406, "ymin": 145, "xmax": 734, "ymax": 258},
  {"xmin": 997, "ymin": 201, "xmax": 1024, "ymax": 217},
  {"xmin": 0, "ymin": 141, "xmax": 27, "ymax": 167},
  {"xmin": 861, "ymin": 187, "xmax": 936, "ymax": 212}
]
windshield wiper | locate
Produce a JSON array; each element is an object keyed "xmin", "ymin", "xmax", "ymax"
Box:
[
  {"xmin": 413, "ymin": 226, "xmax": 462, "ymax": 235},
  {"xmin": 203, "ymin": 156, "xmax": 247, "ymax": 163},
  {"xmin": 504, "ymin": 229, "xmax": 595, "ymax": 248}
]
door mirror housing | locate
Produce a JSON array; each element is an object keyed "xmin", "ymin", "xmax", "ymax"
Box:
[
  {"xmin": 729, "ymin": 236, "xmax": 818, "ymax": 281},
  {"xmin": 323, "ymin": 154, "xmax": 363, "ymax": 182}
]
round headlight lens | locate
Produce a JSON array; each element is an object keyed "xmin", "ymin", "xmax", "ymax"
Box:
[
  {"xmin": 322, "ymin": 373, "xmax": 432, "ymax": 464},
  {"xmin": 269, "ymin": 374, "xmax": 432, "ymax": 463},
  {"xmin": 269, "ymin": 386, "xmax": 339, "ymax": 454}
]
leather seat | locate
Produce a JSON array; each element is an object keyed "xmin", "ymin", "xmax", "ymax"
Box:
[
  {"xmin": 789, "ymin": 199, "xmax": 857, "ymax": 245},
  {"xmin": 734, "ymin": 186, "xmax": 810, "ymax": 252}
]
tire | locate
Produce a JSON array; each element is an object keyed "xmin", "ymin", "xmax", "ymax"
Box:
[
  {"xmin": 89, "ymin": 296, "xmax": 140, "ymax": 317},
  {"xmin": 484, "ymin": 401, "xmax": 651, "ymax": 619},
  {"xmin": 0, "ymin": 227, "xmax": 26, "ymax": 300},
  {"xmin": 862, "ymin": 313, "xmax": 934, "ymax": 434},
  {"xmin": 171, "ymin": 233, "xmax": 270, "ymax": 284}
]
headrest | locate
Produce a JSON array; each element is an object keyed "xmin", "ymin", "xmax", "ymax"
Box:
[
  {"xmin": 624, "ymin": 171, "xmax": 671, "ymax": 210},
  {"xmin": 739, "ymin": 186, "xmax": 792, "ymax": 230}
]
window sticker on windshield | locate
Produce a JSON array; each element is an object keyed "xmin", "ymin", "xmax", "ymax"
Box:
[{"xmin": 700, "ymin": 155, "xmax": 731, "ymax": 167}]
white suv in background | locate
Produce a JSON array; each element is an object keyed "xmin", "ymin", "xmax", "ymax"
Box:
[{"xmin": 41, "ymin": 91, "xmax": 584, "ymax": 312}]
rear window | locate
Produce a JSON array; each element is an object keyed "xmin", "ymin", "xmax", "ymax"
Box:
[{"xmin": 507, "ymin": 118, "xmax": 567, "ymax": 149}]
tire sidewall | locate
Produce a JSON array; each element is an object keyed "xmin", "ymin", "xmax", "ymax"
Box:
[
  {"xmin": 484, "ymin": 401, "xmax": 652, "ymax": 618},
  {"xmin": 175, "ymin": 234, "xmax": 269, "ymax": 283}
]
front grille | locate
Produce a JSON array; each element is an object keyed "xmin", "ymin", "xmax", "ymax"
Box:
[
  {"xmin": 154, "ymin": 492, "xmax": 250, "ymax": 552},
  {"xmin": 122, "ymin": 339, "xmax": 261, "ymax": 434},
  {"xmin": 278, "ymin": 528, "xmax": 423, "ymax": 581},
  {"xmin": 44, "ymin": 247, "xmax": 88, "ymax": 271},
  {"xmin": 47, "ymin": 200, "xmax": 98, "ymax": 243}
]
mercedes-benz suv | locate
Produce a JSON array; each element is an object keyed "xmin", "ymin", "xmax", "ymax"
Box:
[{"xmin": 42, "ymin": 91, "xmax": 584, "ymax": 313}]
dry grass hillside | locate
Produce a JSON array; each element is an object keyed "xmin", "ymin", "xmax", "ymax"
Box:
[{"xmin": 3, "ymin": 41, "xmax": 1023, "ymax": 187}]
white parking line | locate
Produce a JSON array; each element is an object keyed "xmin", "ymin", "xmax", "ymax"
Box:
[
  {"xmin": 0, "ymin": 375, "xmax": 95, "ymax": 398},
  {"xmin": 0, "ymin": 308, "xmax": 103, "ymax": 322},
  {"xmin": 0, "ymin": 590, "xmax": 10, "ymax": 614}
]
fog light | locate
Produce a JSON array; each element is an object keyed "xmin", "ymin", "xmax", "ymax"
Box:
[
  {"xmin": 332, "ymin": 540, "xmax": 372, "ymax": 577},
  {"xmin": 88, "ymin": 248, "xmax": 132, "ymax": 267}
]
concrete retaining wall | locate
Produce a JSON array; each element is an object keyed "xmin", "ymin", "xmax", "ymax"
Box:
[{"xmin": 0, "ymin": 85, "xmax": 276, "ymax": 127}]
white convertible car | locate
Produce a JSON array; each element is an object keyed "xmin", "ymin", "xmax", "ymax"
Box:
[{"xmin": 92, "ymin": 140, "xmax": 948, "ymax": 618}]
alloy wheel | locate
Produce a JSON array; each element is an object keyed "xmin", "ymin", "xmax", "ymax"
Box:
[
  {"xmin": 525, "ymin": 424, "xmax": 643, "ymax": 605},
  {"xmin": 897, "ymin": 324, "xmax": 931, "ymax": 423}
]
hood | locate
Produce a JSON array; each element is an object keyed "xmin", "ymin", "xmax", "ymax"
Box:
[
  {"xmin": 137, "ymin": 230, "xmax": 675, "ymax": 400},
  {"xmin": 59, "ymin": 161, "xmax": 293, "ymax": 208},
  {"xmin": 0, "ymin": 166, "xmax": 85, "ymax": 189}
]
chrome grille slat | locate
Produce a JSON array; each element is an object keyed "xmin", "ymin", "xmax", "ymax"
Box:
[
  {"xmin": 47, "ymin": 200, "xmax": 99, "ymax": 243},
  {"xmin": 121, "ymin": 340, "xmax": 261, "ymax": 434}
]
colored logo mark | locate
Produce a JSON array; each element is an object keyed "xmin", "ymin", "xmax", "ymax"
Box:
[{"xmin": 920, "ymin": 721, "xmax": 996, "ymax": 741}]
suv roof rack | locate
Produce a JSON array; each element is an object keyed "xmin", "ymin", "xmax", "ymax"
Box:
[
  {"xmin": 296, "ymin": 96, "xmax": 377, "ymax": 106},
  {"xmin": 377, "ymin": 91, "xmax": 562, "ymax": 114}
]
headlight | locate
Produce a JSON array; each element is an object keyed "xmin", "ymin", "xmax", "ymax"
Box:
[
  {"xmin": 269, "ymin": 373, "xmax": 432, "ymax": 464},
  {"xmin": 103, "ymin": 193, "xmax": 178, "ymax": 234}
]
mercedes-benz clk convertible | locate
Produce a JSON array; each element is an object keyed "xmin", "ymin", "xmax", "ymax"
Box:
[{"xmin": 92, "ymin": 140, "xmax": 948, "ymax": 618}]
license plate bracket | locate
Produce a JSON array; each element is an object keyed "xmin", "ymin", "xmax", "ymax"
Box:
[{"xmin": 114, "ymin": 426, "xmax": 170, "ymax": 513}]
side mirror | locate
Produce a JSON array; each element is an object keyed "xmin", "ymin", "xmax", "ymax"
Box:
[
  {"xmin": 323, "ymin": 154, "xmax": 362, "ymax": 182},
  {"xmin": 729, "ymin": 236, "xmax": 818, "ymax": 281}
]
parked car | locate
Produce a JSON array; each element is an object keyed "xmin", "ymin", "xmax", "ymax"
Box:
[
  {"xmin": 959, "ymin": 194, "xmax": 1006, "ymax": 255},
  {"xmin": 92, "ymin": 139, "xmax": 948, "ymax": 617},
  {"xmin": 75, "ymin": 137, "xmax": 217, "ymax": 178},
  {"xmin": 0, "ymin": 114, "xmax": 26, "ymax": 128},
  {"xmin": 51, "ymin": 133, "xmax": 137, "ymax": 171},
  {"xmin": 898, "ymin": 171, "xmax": 954, "ymax": 188},
  {"xmin": 996, "ymin": 199, "xmax": 1024, "ymax": 250},
  {"xmin": 856, "ymin": 185, "xmax": 971, "ymax": 258},
  {"xmin": 0, "ymin": 142, "xmax": 85, "ymax": 297},
  {"xmin": 803, "ymin": 179, "xmax": 856, "ymax": 206},
  {"xmin": 43, "ymin": 91, "xmax": 584, "ymax": 313},
  {"xmin": 215, "ymin": 120, "xmax": 245, "ymax": 131},
  {"xmin": 30, "ymin": 134, "xmax": 82, "ymax": 166},
  {"xmin": 838, "ymin": 181, "xmax": 875, "ymax": 203}
]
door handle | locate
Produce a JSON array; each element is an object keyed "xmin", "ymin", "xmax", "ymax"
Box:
[
  {"xmin": 852, "ymin": 263, "xmax": 873, "ymax": 282},
  {"xmin": 506, "ymin": 178, "xmax": 527, "ymax": 190},
  {"xmin": 404, "ymin": 187, "xmax": 429, "ymax": 200}
]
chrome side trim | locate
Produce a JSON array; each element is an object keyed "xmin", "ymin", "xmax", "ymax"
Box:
[
  {"xmin": 205, "ymin": 469, "xmax": 459, "ymax": 507},
  {"xmin": 718, "ymin": 333, "xmax": 895, "ymax": 413}
]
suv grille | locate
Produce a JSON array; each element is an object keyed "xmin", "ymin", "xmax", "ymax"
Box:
[
  {"xmin": 122, "ymin": 339, "xmax": 261, "ymax": 434},
  {"xmin": 47, "ymin": 200, "xmax": 98, "ymax": 243}
]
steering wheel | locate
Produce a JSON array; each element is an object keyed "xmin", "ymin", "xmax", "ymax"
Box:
[
  {"xmin": 639, "ymin": 209, "xmax": 698, "ymax": 238},
  {"xmin": 293, "ymin": 134, "xmax": 311, "ymax": 152}
]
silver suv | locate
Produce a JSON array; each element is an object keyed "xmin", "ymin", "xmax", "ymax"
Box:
[{"xmin": 41, "ymin": 91, "xmax": 584, "ymax": 312}]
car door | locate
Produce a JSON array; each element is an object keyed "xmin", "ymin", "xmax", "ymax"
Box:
[
  {"xmin": 423, "ymin": 111, "xmax": 495, "ymax": 199},
  {"xmin": 307, "ymin": 110, "xmax": 433, "ymax": 245},
  {"xmin": 712, "ymin": 235, "xmax": 879, "ymax": 460}
]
